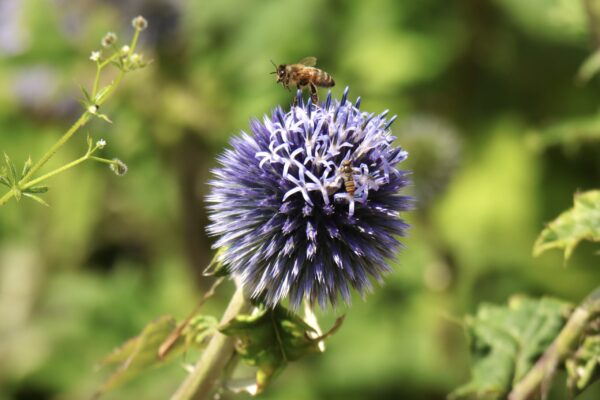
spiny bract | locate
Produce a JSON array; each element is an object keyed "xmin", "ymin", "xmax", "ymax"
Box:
[{"xmin": 207, "ymin": 88, "xmax": 411, "ymax": 309}]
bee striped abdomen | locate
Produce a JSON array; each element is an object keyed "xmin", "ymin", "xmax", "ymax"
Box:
[
  {"xmin": 314, "ymin": 69, "xmax": 335, "ymax": 87},
  {"xmin": 341, "ymin": 160, "xmax": 355, "ymax": 197}
]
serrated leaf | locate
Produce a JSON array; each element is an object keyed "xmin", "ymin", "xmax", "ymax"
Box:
[
  {"xmin": 21, "ymin": 157, "xmax": 32, "ymax": 178},
  {"xmin": 96, "ymin": 315, "xmax": 216, "ymax": 397},
  {"xmin": 24, "ymin": 186, "xmax": 49, "ymax": 194},
  {"xmin": 533, "ymin": 190, "xmax": 600, "ymax": 260},
  {"xmin": 183, "ymin": 314, "xmax": 219, "ymax": 347},
  {"xmin": 4, "ymin": 153, "xmax": 18, "ymax": 185},
  {"xmin": 220, "ymin": 306, "xmax": 343, "ymax": 394},
  {"xmin": 23, "ymin": 193, "xmax": 49, "ymax": 207},
  {"xmin": 566, "ymin": 334, "xmax": 600, "ymax": 393},
  {"xmin": 450, "ymin": 296, "xmax": 571, "ymax": 400}
]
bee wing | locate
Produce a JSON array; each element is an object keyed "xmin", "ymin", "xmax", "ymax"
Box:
[{"xmin": 297, "ymin": 56, "xmax": 317, "ymax": 67}]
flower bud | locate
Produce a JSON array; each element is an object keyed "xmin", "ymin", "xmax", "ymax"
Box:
[
  {"xmin": 110, "ymin": 159, "xmax": 128, "ymax": 176},
  {"xmin": 132, "ymin": 16, "xmax": 148, "ymax": 31},
  {"xmin": 101, "ymin": 32, "xmax": 117, "ymax": 48}
]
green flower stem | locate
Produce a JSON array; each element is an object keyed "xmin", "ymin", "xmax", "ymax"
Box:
[
  {"xmin": 92, "ymin": 62, "xmax": 102, "ymax": 98},
  {"xmin": 88, "ymin": 156, "xmax": 116, "ymax": 165},
  {"xmin": 21, "ymin": 152, "xmax": 111, "ymax": 190},
  {"xmin": 129, "ymin": 28, "xmax": 141, "ymax": 57},
  {"xmin": 0, "ymin": 189, "xmax": 15, "ymax": 206},
  {"xmin": 0, "ymin": 26, "xmax": 142, "ymax": 208},
  {"xmin": 508, "ymin": 288, "xmax": 600, "ymax": 400},
  {"xmin": 0, "ymin": 112, "xmax": 91, "ymax": 206},
  {"xmin": 170, "ymin": 283, "xmax": 251, "ymax": 400},
  {"xmin": 21, "ymin": 113, "xmax": 91, "ymax": 184}
]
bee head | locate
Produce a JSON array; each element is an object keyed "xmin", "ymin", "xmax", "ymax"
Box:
[{"xmin": 270, "ymin": 60, "xmax": 287, "ymax": 84}]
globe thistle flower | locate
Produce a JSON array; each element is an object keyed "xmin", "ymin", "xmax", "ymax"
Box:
[{"xmin": 207, "ymin": 88, "xmax": 411, "ymax": 309}]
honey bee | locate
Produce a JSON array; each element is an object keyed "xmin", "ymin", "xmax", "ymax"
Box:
[
  {"xmin": 340, "ymin": 159, "xmax": 355, "ymax": 197},
  {"xmin": 271, "ymin": 57, "xmax": 335, "ymax": 104}
]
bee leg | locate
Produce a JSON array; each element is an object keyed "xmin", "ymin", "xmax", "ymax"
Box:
[{"xmin": 309, "ymin": 83, "xmax": 319, "ymax": 105}]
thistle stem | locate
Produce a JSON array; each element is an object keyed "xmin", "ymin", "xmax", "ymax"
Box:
[
  {"xmin": 170, "ymin": 283, "xmax": 251, "ymax": 400},
  {"xmin": 508, "ymin": 288, "xmax": 600, "ymax": 400}
]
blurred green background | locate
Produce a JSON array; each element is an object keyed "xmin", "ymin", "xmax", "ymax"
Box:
[{"xmin": 1, "ymin": 0, "xmax": 600, "ymax": 399}]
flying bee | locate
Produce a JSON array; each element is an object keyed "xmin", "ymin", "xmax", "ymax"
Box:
[
  {"xmin": 271, "ymin": 57, "xmax": 335, "ymax": 105},
  {"xmin": 340, "ymin": 159, "xmax": 355, "ymax": 197}
]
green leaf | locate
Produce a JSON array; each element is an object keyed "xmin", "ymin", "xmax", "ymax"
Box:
[
  {"xmin": 533, "ymin": 190, "xmax": 600, "ymax": 260},
  {"xmin": 450, "ymin": 296, "xmax": 571, "ymax": 400},
  {"xmin": 577, "ymin": 50, "xmax": 600, "ymax": 84},
  {"xmin": 0, "ymin": 167, "xmax": 10, "ymax": 188},
  {"xmin": 220, "ymin": 306, "xmax": 343, "ymax": 394},
  {"xmin": 96, "ymin": 315, "xmax": 217, "ymax": 397},
  {"xmin": 203, "ymin": 247, "xmax": 230, "ymax": 277},
  {"xmin": 4, "ymin": 153, "xmax": 18, "ymax": 185},
  {"xmin": 24, "ymin": 186, "xmax": 49, "ymax": 194},
  {"xmin": 95, "ymin": 86, "xmax": 112, "ymax": 104},
  {"xmin": 526, "ymin": 113, "xmax": 600, "ymax": 152},
  {"xmin": 21, "ymin": 156, "xmax": 32, "ymax": 178},
  {"xmin": 96, "ymin": 113, "xmax": 113, "ymax": 124},
  {"xmin": 80, "ymin": 84, "xmax": 92, "ymax": 102},
  {"xmin": 566, "ymin": 334, "xmax": 600, "ymax": 394},
  {"xmin": 183, "ymin": 314, "xmax": 219, "ymax": 347},
  {"xmin": 23, "ymin": 193, "xmax": 49, "ymax": 207}
]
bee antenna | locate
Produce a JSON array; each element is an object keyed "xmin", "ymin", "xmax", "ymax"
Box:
[{"xmin": 270, "ymin": 59, "xmax": 277, "ymax": 68}]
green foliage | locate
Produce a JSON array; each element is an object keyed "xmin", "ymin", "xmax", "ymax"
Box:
[
  {"xmin": 3, "ymin": 1, "xmax": 600, "ymax": 399},
  {"xmin": 527, "ymin": 113, "xmax": 600, "ymax": 152},
  {"xmin": 450, "ymin": 296, "xmax": 571, "ymax": 400},
  {"xmin": 567, "ymin": 333, "xmax": 600, "ymax": 394},
  {"xmin": 492, "ymin": 0, "xmax": 587, "ymax": 43},
  {"xmin": 2, "ymin": 152, "xmax": 49, "ymax": 205},
  {"xmin": 220, "ymin": 306, "xmax": 343, "ymax": 394},
  {"xmin": 534, "ymin": 191, "xmax": 600, "ymax": 261},
  {"xmin": 96, "ymin": 314, "xmax": 217, "ymax": 397}
]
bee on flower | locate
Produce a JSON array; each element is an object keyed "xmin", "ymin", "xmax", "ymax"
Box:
[{"xmin": 207, "ymin": 88, "xmax": 412, "ymax": 309}]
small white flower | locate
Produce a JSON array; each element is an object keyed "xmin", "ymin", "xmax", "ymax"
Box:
[
  {"xmin": 96, "ymin": 139, "xmax": 107, "ymax": 149},
  {"xmin": 120, "ymin": 45, "xmax": 130, "ymax": 55},
  {"xmin": 87, "ymin": 104, "xmax": 98, "ymax": 114},
  {"xmin": 90, "ymin": 51, "xmax": 101, "ymax": 62}
]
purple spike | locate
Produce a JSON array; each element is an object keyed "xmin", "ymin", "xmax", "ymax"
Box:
[{"xmin": 206, "ymin": 87, "xmax": 412, "ymax": 309}]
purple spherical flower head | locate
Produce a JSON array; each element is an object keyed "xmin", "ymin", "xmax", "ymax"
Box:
[{"xmin": 207, "ymin": 88, "xmax": 411, "ymax": 309}]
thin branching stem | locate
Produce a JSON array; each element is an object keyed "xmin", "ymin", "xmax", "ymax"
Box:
[{"xmin": 0, "ymin": 24, "xmax": 144, "ymax": 207}]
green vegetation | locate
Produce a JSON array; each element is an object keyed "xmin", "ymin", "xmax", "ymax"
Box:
[{"xmin": 1, "ymin": 0, "xmax": 600, "ymax": 399}]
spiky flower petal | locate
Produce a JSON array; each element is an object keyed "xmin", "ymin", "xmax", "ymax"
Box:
[{"xmin": 207, "ymin": 88, "xmax": 411, "ymax": 309}]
